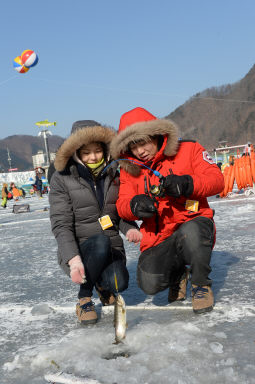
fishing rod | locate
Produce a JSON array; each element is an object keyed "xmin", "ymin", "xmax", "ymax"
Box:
[
  {"xmin": 102, "ymin": 158, "xmax": 163, "ymax": 178},
  {"xmin": 102, "ymin": 158, "xmax": 166, "ymax": 197}
]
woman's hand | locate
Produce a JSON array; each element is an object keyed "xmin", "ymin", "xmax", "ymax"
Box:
[
  {"xmin": 68, "ymin": 255, "xmax": 86, "ymax": 284},
  {"xmin": 126, "ymin": 229, "xmax": 143, "ymax": 245}
]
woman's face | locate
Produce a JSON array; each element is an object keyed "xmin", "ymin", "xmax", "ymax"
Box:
[
  {"xmin": 129, "ymin": 138, "xmax": 158, "ymax": 162},
  {"xmin": 79, "ymin": 142, "xmax": 104, "ymax": 165}
]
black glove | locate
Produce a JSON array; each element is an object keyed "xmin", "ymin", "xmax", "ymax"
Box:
[
  {"xmin": 130, "ymin": 194, "xmax": 157, "ymax": 219},
  {"xmin": 162, "ymin": 174, "xmax": 194, "ymax": 198}
]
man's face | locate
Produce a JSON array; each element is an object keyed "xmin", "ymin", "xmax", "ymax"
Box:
[{"xmin": 129, "ymin": 138, "xmax": 158, "ymax": 162}]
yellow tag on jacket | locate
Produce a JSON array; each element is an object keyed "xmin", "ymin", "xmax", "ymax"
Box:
[
  {"xmin": 98, "ymin": 215, "xmax": 113, "ymax": 230},
  {"xmin": 185, "ymin": 200, "xmax": 199, "ymax": 212}
]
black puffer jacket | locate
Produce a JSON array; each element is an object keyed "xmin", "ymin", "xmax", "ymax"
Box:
[{"xmin": 49, "ymin": 124, "xmax": 137, "ymax": 276}]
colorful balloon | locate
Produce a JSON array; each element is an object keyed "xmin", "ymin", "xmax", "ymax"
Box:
[
  {"xmin": 21, "ymin": 49, "xmax": 39, "ymax": 68},
  {"xmin": 13, "ymin": 56, "xmax": 30, "ymax": 73}
]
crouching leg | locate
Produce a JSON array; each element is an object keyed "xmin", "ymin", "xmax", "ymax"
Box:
[
  {"xmin": 175, "ymin": 217, "xmax": 215, "ymax": 313},
  {"xmin": 137, "ymin": 236, "xmax": 184, "ymax": 296}
]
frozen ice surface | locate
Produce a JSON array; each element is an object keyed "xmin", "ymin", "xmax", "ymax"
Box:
[{"xmin": 0, "ymin": 194, "xmax": 255, "ymax": 383}]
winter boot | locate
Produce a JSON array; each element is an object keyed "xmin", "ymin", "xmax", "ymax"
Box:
[
  {"xmin": 96, "ymin": 285, "xmax": 116, "ymax": 306},
  {"xmin": 168, "ymin": 268, "xmax": 189, "ymax": 303},
  {"xmin": 76, "ymin": 297, "xmax": 97, "ymax": 325},
  {"xmin": 191, "ymin": 285, "xmax": 214, "ymax": 314}
]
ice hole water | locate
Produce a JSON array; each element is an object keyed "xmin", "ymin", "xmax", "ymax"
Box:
[{"xmin": 101, "ymin": 345, "xmax": 133, "ymax": 360}]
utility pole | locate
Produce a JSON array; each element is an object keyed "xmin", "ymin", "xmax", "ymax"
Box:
[
  {"xmin": 38, "ymin": 129, "xmax": 52, "ymax": 166},
  {"xmin": 7, "ymin": 147, "xmax": 12, "ymax": 169},
  {"xmin": 35, "ymin": 120, "xmax": 56, "ymax": 167}
]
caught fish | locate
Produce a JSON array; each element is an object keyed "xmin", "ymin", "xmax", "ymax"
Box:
[
  {"xmin": 114, "ymin": 294, "xmax": 127, "ymax": 344},
  {"xmin": 45, "ymin": 371, "xmax": 102, "ymax": 384}
]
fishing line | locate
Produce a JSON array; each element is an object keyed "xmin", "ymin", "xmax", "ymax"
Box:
[
  {"xmin": 0, "ymin": 74, "xmax": 18, "ymax": 86},
  {"xmin": 3, "ymin": 74, "xmax": 255, "ymax": 106},
  {"xmin": 33, "ymin": 77, "xmax": 188, "ymax": 96},
  {"xmin": 114, "ymin": 271, "xmax": 119, "ymax": 293},
  {"xmin": 32, "ymin": 77, "xmax": 255, "ymax": 104},
  {"xmin": 191, "ymin": 95, "xmax": 255, "ymax": 104},
  {"xmin": 104, "ymin": 158, "xmax": 163, "ymax": 297},
  {"xmin": 0, "ymin": 303, "xmax": 253, "ymax": 312},
  {"xmin": 109, "ymin": 248, "xmax": 119, "ymax": 294}
]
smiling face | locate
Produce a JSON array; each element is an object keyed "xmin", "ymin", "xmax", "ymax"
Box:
[
  {"xmin": 78, "ymin": 142, "xmax": 104, "ymax": 165},
  {"xmin": 129, "ymin": 137, "xmax": 158, "ymax": 162}
]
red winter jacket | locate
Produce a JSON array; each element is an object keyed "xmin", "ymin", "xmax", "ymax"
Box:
[
  {"xmin": 116, "ymin": 139, "xmax": 224, "ymax": 251},
  {"xmin": 110, "ymin": 107, "xmax": 224, "ymax": 252}
]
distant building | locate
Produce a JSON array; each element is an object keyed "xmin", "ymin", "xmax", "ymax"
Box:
[{"xmin": 32, "ymin": 150, "xmax": 56, "ymax": 169}]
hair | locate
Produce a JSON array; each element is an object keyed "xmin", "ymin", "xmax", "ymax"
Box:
[
  {"xmin": 78, "ymin": 141, "xmax": 107, "ymax": 159},
  {"xmin": 128, "ymin": 135, "xmax": 163, "ymax": 153}
]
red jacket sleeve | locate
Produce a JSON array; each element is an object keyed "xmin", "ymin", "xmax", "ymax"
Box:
[
  {"xmin": 189, "ymin": 142, "xmax": 224, "ymax": 198},
  {"xmin": 116, "ymin": 170, "xmax": 139, "ymax": 221}
]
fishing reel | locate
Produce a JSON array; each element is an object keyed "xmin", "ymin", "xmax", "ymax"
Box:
[{"xmin": 147, "ymin": 176, "xmax": 166, "ymax": 198}]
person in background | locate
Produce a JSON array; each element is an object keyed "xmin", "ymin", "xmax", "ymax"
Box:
[
  {"xmin": 243, "ymin": 142, "xmax": 251, "ymax": 156},
  {"xmin": 17, "ymin": 187, "xmax": 26, "ymax": 198},
  {"xmin": 49, "ymin": 120, "xmax": 142, "ymax": 325},
  {"xmin": 47, "ymin": 146, "xmax": 62, "ymax": 185},
  {"xmin": 216, "ymin": 162, "xmax": 222, "ymax": 170},
  {"xmin": 1, "ymin": 183, "xmax": 9, "ymax": 208},
  {"xmin": 9, "ymin": 182, "xmax": 20, "ymax": 201},
  {"xmin": 9, "ymin": 182, "xmax": 15, "ymax": 193},
  {"xmin": 34, "ymin": 174, "xmax": 43, "ymax": 197},
  {"xmin": 47, "ymin": 161, "xmax": 56, "ymax": 185},
  {"xmin": 110, "ymin": 107, "xmax": 224, "ymax": 314}
]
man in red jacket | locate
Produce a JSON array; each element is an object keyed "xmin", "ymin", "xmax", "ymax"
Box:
[{"xmin": 110, "ymin": 107, "xmax": 224, "ymax": 314}]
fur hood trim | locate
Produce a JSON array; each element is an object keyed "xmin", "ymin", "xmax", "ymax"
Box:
[
  {"xmin": 109, "ymin": 119, "xmax": 179, "ymax": 175},
  {"xmin": 54, "ymin": 125, "xmax": 116, "ymax": 172}
]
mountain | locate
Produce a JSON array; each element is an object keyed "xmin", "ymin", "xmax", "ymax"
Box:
[
  {"xmin": 0, "ymin": 135, "xmax": 64, "ymax": 171},
  {"xmin": 166, "ymin": 64, "xmax": 255, "ymax": 150}
]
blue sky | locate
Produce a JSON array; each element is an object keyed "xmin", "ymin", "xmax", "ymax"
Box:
[{"xmin": 1, "ymin": 0, "xmax": 255, "ymax": 139}]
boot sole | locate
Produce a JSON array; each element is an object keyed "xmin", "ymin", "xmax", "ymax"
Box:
[
  {"xmin": 80, "ymin": 318, "xmax": 98, "ymax": 325},
  {"xmin": 193, "ymin": 305, "xmax": 213, "ymax": 314}
]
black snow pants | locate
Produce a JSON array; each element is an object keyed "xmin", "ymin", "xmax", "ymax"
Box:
[{"xmin": 137, "ymin": 216, "xmax": 215, "ymax": 295}]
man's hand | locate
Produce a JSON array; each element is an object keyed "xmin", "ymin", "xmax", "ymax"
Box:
[
  {"xmin": 126, "ymin": 228, "xmax": 143, "ymax": 245},
  {"xmin": 162, "ymin": 174, "xmax": 194, "ymax": 198},
  {"xmin": 68, "ymin": 255, "xmax": 86, "ymax": 284},
  {"xmin": 130, "ymin": 194, "xmax": 157, "ymax": 219}
]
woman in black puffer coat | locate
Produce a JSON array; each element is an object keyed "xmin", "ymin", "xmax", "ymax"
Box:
[{"xmin": 49, "ymin": 120, "xmax": 142, "ymax": 325}]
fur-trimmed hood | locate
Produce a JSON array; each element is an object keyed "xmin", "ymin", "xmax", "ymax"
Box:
[
  {"xmin": 109, "ymin": 107, "xmax": 179, "ymax": 176},
  {"xmin": 54, "ymin": 125, "xmax": 116, "ymax": 172}
]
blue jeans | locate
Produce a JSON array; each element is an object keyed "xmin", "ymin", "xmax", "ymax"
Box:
[{"xmin": 78, "ymin": 234, "xmax": 129, "ymax": 299}]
